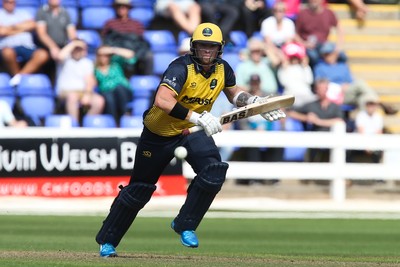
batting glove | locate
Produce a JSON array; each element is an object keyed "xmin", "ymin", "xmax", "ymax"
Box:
[
  {"xmin": 190, "ymin": 111, "xmax": 222, "ymax": 136},
  {"xmin": 248, "ymin": 95, "xmax": 286, "ymax": 122}
]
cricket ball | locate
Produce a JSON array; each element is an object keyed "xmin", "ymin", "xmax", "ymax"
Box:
[{"xmin": 174, "ymin": 146, "xmax": 188, "ymax": 159}]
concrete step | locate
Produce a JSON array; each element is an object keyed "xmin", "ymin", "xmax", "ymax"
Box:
[
  {"xmin": 339, "ymin": 19, "xmax": 400, "ymax": 35},
  {"xmin": 330, "ymin": 35, "xmax": 400, "ymax": 50},
  {"xmin": 350, "ymin": 64, "xmax": 400, "ymax": 81},
  {"xmin": 366, "ymin": 81, "xmax": 400, "ymax": 95},
  {"xmin": 330, "ymin": 3, "xmax": 400, "ymax": 20}
]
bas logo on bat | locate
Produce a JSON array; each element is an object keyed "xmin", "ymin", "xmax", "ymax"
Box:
[{"xmin": 221, "ymin": 110, "xmax": 248, "ymax": 124}]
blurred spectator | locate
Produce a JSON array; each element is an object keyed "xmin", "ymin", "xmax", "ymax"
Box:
[
  {"xmin": 328, "ymin": 0, "xmax": 368, "ymax": 22},
  {"xmin": 236, "ymin": 74, "xmax": 283, "ymax": 185},
  {"xmin": 286, "ymin": 78, "xmax": 344, "ymax": 182},
  {"xmin": 197, "ymin": 0, "xmax": 241, "ymax": 45},
  {"xmin": 155, "ymin": 0, "xmax": 201, "ymax": 34},
  {"xmin": 313, "ymin": 42, "xmax": 397, "ymax": 115},
  {"xmin": 278, "ymin": 42, "xmax": 316, "ymax": 108},
  {"xmin": 235, "ymin": 37, "xmax": 279, "ymax": 96},
  {"xmin": 0, "ymin": 0, "xmax": 49, "ymax": 86},
  {"xmin": 94, "ymin": 46, "xmax": 134, "ymax": 125},
  {"xmin": 260, "ymin": 1, "xmax": 296, "ymax": 59},
  {"xmin": 56, "ymin": 40, "xmax": 104, "ymax": 123},
  {"xmin": 241, "ymin": 0, "xmax": 271, "ymax": 38},
  {"xmin": 102, "ymin": 0, "xmax": 153, "ymax": 75},
  {"xmin": 347, "ymin": 95, "xmax": 383, "ymax": 164},
  {"xmin": 0, "ymin": 100, "xmax": 28, "ymax": 128},
  {"xmin": 36, "ymin": 0, "xmax": 77, "ymax": 62},
  {"xmin": 294, "ymin": 0, "xmax": 346, "ymax": 67}
]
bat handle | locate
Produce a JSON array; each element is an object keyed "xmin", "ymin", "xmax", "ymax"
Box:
[{"xmin": 182, "ymin": 125, "xmax": 203, "ymax": 135}]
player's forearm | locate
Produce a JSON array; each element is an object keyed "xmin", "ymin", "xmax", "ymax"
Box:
[{"xmin": 232, "ymin": 91, "xmax": 258, "ymax": 107}]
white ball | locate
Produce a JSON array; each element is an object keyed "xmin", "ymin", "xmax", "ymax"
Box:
[{"xmin": 174, "ymin": 146, "xmax": 188, "ymax": 159}]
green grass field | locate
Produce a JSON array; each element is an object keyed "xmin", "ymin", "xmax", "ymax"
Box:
[{"xmin": 1, "ymin": 215, "xmax": 400, "ymax": 267}]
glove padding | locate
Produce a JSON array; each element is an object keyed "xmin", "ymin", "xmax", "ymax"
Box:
[
  {"xmin": 249, "ymin": 95, "xmax": 286, "ymax": 122},
  {"xmin": 260, "ymin": 109, "xmax": 286, "ymax": 121},
  {"xmin": 197, "ymin": 111, "xmax": 222, "ymax": 137}
]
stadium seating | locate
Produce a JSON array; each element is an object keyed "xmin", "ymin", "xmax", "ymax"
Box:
[
  {"xmin": 13, "ymin": 0, "xmax": 41, "ymax": 6},
  {"xmin": 16, "ymin": 74, "xmax": 55, "ymax": 125},
  {"xmin": 81, "ymin": 7, "xmax": 115, "ymax": 29},
  {"xmin": 130, "ymin": 98, "xmax": 151, "ymax": 116},
  {"xmin": 77, "ymin": 29, "xmax": 102, "ymax": 55},
  {"xmin": 228, "ymin": 31, "xmax": 248, "ymax": 52},
  {"xmin": 45, "ymin": 114, "xmax": 79, "ymax": 128},
  {"xmin": 78, "ymin": 0, "xmax": 113, "ymax": 7},
  {"xmin": 143, "ymin": 30, "xmax": 177, "ymax": 53},
  {"xmin": 152, "ymin": 52, "xmax": 177, "ymax": 76},
  {"xmin": 130, "ymin": 0, "xmax": 155, "ymax": 8},
  {"xmin": 129, "ymin": 7, "xmax": 155, "ymax": 28},
  {"xmin": 0, "ymin": 73, "xmax": 15, "ymax": 109},
  {"xmin": 120, "ymin": 115, "xmax": 143, "ymax": 128},
  {"xmin": 66, "ymin": 7, "xmax": 79, "ymax": 25},
  {"xmin": 129, "ymin": 75, "xmax": 159, "ymax": 98},
  {"xmin": 82, "ymin": 114, "xmax": 116, "ymax": 128},
  {"xmin": 222, "ymin": 52, "xmax": 241, "ymax": 71}
]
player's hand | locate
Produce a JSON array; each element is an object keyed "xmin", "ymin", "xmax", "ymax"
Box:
[
  {"xmin": 260, "ymin": 109, "xmax": 286, "ymax": 121},
  {"xmin": 197, "ymin": 111, "xmax": 222, "ymax": 137}
]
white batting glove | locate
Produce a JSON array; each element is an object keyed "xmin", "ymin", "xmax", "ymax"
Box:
[
  {"xmin": 189, "ymin": 111, "xmax": 222, "ymax": 136},
  {"xmin": 260, "ymin": 109, "xmax": 286, "ymax": 121},
  {"xmin": 248, "ymin": 95, "xmax": 286, "ymax": 122}
]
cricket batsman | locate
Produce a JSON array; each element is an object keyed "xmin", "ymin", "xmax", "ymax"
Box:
[{"xmin": 95, "ymin": 22, "xmax": 286, "ymax": 257}]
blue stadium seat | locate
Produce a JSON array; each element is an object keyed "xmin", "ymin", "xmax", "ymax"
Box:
[
  {"xmin": 0, "ymin": 72, "xmax": 11, "ymax": 87},
  {"xmin": 130, "ymin": 0, "xmax": 155, "ymax": 8},
  {"xmin": 120, "ymin": 115, "xmax": 143, "ymax": 128},
  {"xmin": 66, "ymin": 7, "xmax": 79, "ymax": 25},
  {"xmin": 283, "ymin": 117, "xmax": 307, "ymax": 162},
  {"xmin": 152, "ymin": 52, "xmax": 177, "ymax": 76},
  {"xmin": 143, "ymin": 30, "xmax": 177, "ymax": 53},
  {"xmin": 129, "ymin": 7, "xmax": 154, "ymax": 28},
  {"xmin": 228, "ymin": 31, "xmax": 248, "ymax": 52},
  {"xmin": 0, "ymin": 88, "xmax": 16, "ymax": 109},
  {"xmin": 130, "ymin": 98, "xmax": 151, "ymax": 116},
  {"xmin": 222, "ymin": 52, "xmax": 241, "ymax": 71},
  {"xmin": 79, "ymin": 0, "xmax": 113, "ymax": 7},
  {"xmin": 130, "ymin": 75, "xmax": 159, "ymax": 98},
  {"xmin": 16, "ymin": 74, "xmax": 52, "ymax": 95},
  {"xmin": 82, "ymin": 114, "xmax": 116, "ymax": 128},
  {"xmin": 81, "ymin": 7, "xmax": 115, "ymax": 29},
  {"xmin": 77, "ymin": 29, "xmax": 102, "ymax": 54},
  {"xmin": 178, "ymin": 31, "xmax": 190, "ymax": 46},
  {"xmin": 19, "ymin": 96, "xmax": 55, "ymax": 126},
  {"xmin": 13, "ymin": 0, "xmax": 41, "ymax": 6},
  {"xmin": 45, "ymin": 114, "xmax": 79, "ymax": 128}
]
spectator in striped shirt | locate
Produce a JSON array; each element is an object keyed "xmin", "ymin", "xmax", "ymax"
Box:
[{"xmin": 102, "ymin": 0, "xmax": 153, "ymax": 75}]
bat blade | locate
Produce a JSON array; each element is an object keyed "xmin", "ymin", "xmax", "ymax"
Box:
[
  {"xmin": 182, "ymin": 95, "xmax": 295, "ymax": 135},
  {"xmin": 219, "ymin": 95, "xmax": 295, "ymax": 125}
]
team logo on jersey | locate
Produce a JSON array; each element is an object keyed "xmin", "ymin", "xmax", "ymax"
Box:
[
  {"xmin": 210, "ymin": 79, "xmax": 217, "ymax": 89},
  {"xmin": 190, "ymin": 82, "xmax": 196, "ymax": 88},
  {"xmin": 202, "ymin": 28, "xmax": 212, "ymax": 37},
  {"xmin": 182, "ymin": 95, "xmax": 213, "ymax": 105},
  {"xmin": 142, "ymin": 151, "xmax": 152, "ymax": 158}
]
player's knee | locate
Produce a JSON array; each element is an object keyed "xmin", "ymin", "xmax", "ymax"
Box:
[
  {"xmin": 119, "ymin": 182, "xmax": 156, "ymax": 210},
  {"xmin": 195, "ymin": 162, "xmax": 229, "ymax": 193}
]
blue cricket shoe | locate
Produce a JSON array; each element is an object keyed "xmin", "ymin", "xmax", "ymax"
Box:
[
  {"xmin": 171, "ymin": 221, "xmax": 199, "ymax": 248},
  {"xmin": 99, "ymin": 243, "xmax": 118, "ymax": 257}
]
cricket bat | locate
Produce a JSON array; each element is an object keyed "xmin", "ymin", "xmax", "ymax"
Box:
[{"xmin": 182, "ymin": 95, "xmax": 295, "ymax": 135}]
